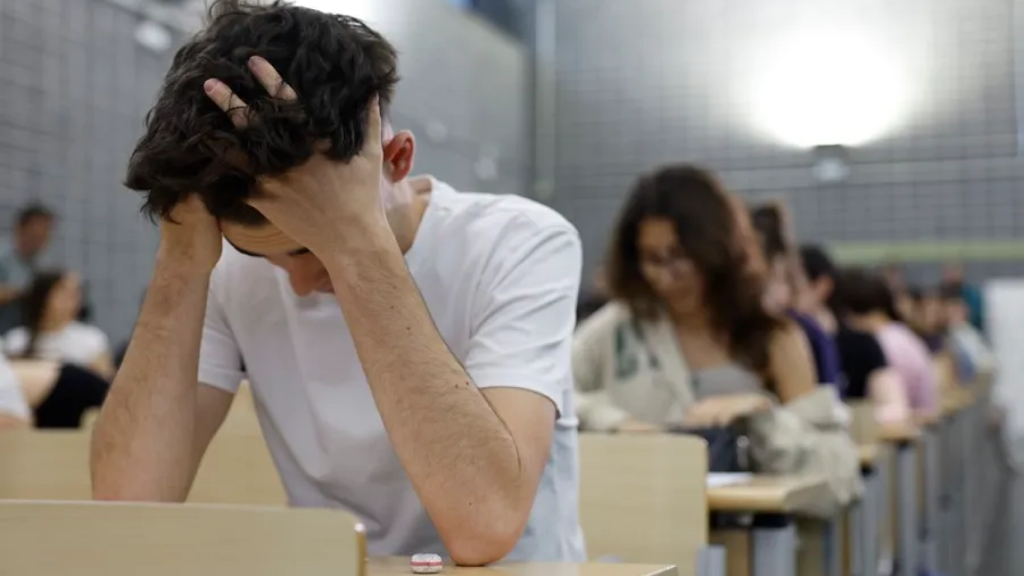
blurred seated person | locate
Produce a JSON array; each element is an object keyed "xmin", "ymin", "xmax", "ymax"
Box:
[
  {"xmin": 834, "ymin": 268, "xmax": 938, "ymax": 417},
  {"xmin": 913, "ymin": 286, "xmax": 946, "ymax": 353},
  {"xmin": 6, "ymin": 357, "xmax": 109, "ymax": 428},
  {"xmin": 573, "ymin": 165, "xmax": 860, "ymax": 515},
  {"xmin": 940, "ymin": 281, "xmax": 994, "ymax": 382},
  {"xmin": 0, "ymin": 204, "xmax": 55, "ymax": 334},
  {"xmin": 0, "ymin": 353, "xmax": 31, "ymax": 428},
  {"xmin": 942, "ymin": 262, "xmax": 984, "ymax": 333},
  {"xmin": 3, "ymin": 271, "xmax": 114, "ymax": 379},
  {"xmin": 750, "ymin": 203, "xmax": 840, "ymax": 386},
  {"xmin": 800, "ymin": 245, "xmax": 909, "ymax": 421}
]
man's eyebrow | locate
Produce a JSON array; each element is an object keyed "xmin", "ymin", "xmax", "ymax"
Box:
[{"xmin": 225, "ymin": 238, "xmax": 310, "ymax": 259}]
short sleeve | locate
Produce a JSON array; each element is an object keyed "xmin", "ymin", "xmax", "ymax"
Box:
[
  {"xmin": 463, "ymin": 221, "xmax": 582, "ymax": 414},
  {"xmin": 3, "ymin": 328, "xmax": 28, "ymax": 357},
  {"xmin": 0, "ymin": 355, "xmax": 30, "ymax": 419},
  {"xmin": 197, "ymin": 272, "xmax": 245, "ymax": 394}
]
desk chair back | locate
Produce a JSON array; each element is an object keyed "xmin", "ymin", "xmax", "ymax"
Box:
[
  {"xmin": 0, "ymin": 429, "xmax": 285, "ymax": 505},
  {"xmin": 578, "ymin": 433, "xmax": 708, "ymax": 571}
]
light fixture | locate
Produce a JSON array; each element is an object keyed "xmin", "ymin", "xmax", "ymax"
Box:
[
  {"xmin": 811, "ymin": 145, "xmax": 851, "ymax": 184},
  {"xmin": 134, "ymin": 19, "xmax": 173, "ymax": 53},
  {"xmin": 751, "ymin": 26, "xmax": 908, "ymax": 148}
]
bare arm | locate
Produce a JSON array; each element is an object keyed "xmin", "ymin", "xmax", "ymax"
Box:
[
  {"xmin": 322, "ymin": 227, "xmax": 557, "ymax": 565},
  {"xmin": 91, "ymin": 197, "xmax": 231, "ymax": 502},
  {"xmin": 769, "ymin": 322, "xmax": 819, "ymax": 403}
]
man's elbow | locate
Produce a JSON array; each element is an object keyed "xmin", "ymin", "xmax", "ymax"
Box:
[{"xmin": 443, "ymin": 510, "xmax": 527, "ymax": 566}]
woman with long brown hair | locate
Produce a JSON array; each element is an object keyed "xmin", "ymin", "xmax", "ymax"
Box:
[
  {"xmin": 573, "ymin": 164, "xmax": 860, "ymax": 516},
  {"xmin": 4, "ymin": 270, "xmax": 114, "ymax": 379}
]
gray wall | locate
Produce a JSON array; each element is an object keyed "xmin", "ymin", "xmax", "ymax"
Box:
[
  {"xmin": 0, "ymin": 0, "xmax": 171, "ymax": 343},
  {"xmin": 0, "ymin": 0, "xmax": 528, "ymax": 342},
  {"xmin": 545, "ymin": 0, "xmax": 1024, "ymax": 283}
]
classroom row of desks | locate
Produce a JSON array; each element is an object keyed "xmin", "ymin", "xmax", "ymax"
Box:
[{"xmin": 0, "ymin": 376, "xmax": 1002, "ymax": 576}]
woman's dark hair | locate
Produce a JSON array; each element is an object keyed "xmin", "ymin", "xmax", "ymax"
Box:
[
  {"xmin": 832, "ymin": 268, "xmax": 904, "ymax": 321},
  {"xmin": 800, "ymin": 244, "xmax": 836, "ymax": 282},
  {"xmin": 750, "ymin": 203, "xmax": 789, "ymax": 261},
  {"xmin": 19, "ymin": 270, "xmax": 67, "ymax": 359},
  {"xmin": 606, "ymin": 164, "xmax": 782, "ymax": 378},
  {"xmin": 125, "ymin": 0, "xmax": 400, "ymax": 225}
]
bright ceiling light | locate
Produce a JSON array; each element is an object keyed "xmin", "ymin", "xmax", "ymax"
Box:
[{"xmin": 751, "ymin": 26, "xmax": 909, "ymax": 148}]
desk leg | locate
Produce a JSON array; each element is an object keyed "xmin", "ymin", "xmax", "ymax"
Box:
[
  {"xmin": 850, "ymin": 498, "xmax": 864, "ymax": 576},
  {"xmin": 825, "ymin": 517, "xmax": 842, "ymax": 576},
  {"xmin": 697, "ymin": 545, "xmax": 727, "ymax": 576},
  {"xmin": 752, "ymin": 521, "xmax": 797, "ymax": 576},
  {"xmin": 896, "ymin": 443, "xmax": 919, "ymax": 576},
  {"xmin": 921, "ymin": 428, "xmax": 939, "ymax": 573},
  {"xmin": 877, "ymin": 452, "xmax": 893, "ymax": 576},
  {"xmin": 859, "ymin": 468, "xmax": 879, "ymax": 576}
]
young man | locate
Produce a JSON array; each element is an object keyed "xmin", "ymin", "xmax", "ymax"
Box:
[
  {"xmin": 0, "ymin": 203, "xmax": 54, "ymax": 333},
  {"xmin": 91, "ymin": 1, "xmax": 585, "ymax": 566}
]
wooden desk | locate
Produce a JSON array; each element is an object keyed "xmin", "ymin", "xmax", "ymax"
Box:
[
  {"xmin": 708, "ymin": 475, "xmax": 830, "ymax": 576},
  {"xmin": 367, "ymin": 558, "xmax": 678, "ymax": 576},
  {"xmin": 707, "ymin": 475, "xmax": 829, "ymax": 513},
  {"xmin": 878, "ymin": 421, "xmax": 920, "ymax": 443}
]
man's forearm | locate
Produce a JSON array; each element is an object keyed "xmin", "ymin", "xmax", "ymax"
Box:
[
  {"xmin": 324, "ymin": 228, "xmax": 526, "ymax": 557},
  {"xmin": 91, "ymin": 254, "xmax": 210, "ymax": 501}
]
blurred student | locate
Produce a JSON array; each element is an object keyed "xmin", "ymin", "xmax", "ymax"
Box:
[
  {"xmin": 0, "ymin": 204, "xmax": 54, "ymax": 333},
  {"xmin": 573, "ymin": 165, "xmax": 860, "ymax": 516},
  {"xmin": 942, "ymin": 263, "xmax": 984, "ymax": 333},
  {"xmin": 940, "ymin": 281, "xmax": 994, "ymax": 382},
  {"xmin": 3, "ymin": 357, "xmax": 108, "ymax": 428},
  {"xmin": 800, "ymin": 246, "xmax": 910, "ymax": 422},
  {"xmin": 750, "ymin": 203, "xmax": 840, "ymax": 386},
  {"xmin": 0, "ymin": 354, "xmax": 31, "ymax": 428},
  {"xmin": 4, "ymin": 271, "xmax": 114, "ymax": 379},
  {"xmin": 834, "ymin": 268, "xmax": 938, "ymax": 417}
]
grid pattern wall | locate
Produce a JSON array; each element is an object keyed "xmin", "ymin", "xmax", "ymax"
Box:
[
  {"xmin": 0, "ymin": 0, "xmax": 528, "ymax": 342},
  {"xmin": 548, "ymin": 0, "xmax": 1024, "ymax": 282},
  {"xmin": 0, "ymin": 0, "xmax": 171, "ymax": 343}
]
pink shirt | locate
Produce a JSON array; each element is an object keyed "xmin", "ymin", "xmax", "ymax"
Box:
[{"xmin": 876, "ymin": 323, "xmax": 938, "ymax": 413}]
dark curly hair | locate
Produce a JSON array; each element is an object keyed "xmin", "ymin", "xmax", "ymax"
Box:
[
  {"xmin": 606, "ymin": 165, "xmax": 784, "ymax": 380},
  {"xmin": 126, "ymin": 0, "xmax": 400, "ymax": 224}
]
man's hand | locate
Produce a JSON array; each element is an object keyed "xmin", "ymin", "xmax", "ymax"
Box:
[
  {"xmin": 159, "ymin": 195, "xmax": 222, "ymax": 273},
  {"xmin": 203, "ymin": 56, "xmax": 387, "ymax": 258},
  {"xmin": 685, "ymin": 393, "xmax": 771, "ymax": 428}
]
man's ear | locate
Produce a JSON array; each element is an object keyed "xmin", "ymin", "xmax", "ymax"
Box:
[{"xmin": 382, "ymin": 130, "xmax": 415, "ymax": 182}]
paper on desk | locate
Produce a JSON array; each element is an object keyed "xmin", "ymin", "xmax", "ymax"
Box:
[{"xmin": 706, "ymin": 472, "xmax": 753, "ymax": 488}]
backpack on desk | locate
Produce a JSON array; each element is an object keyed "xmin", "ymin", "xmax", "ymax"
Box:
[{"xmin": 668, "ymin": 425, "xmax": 750, "ymax": 473}]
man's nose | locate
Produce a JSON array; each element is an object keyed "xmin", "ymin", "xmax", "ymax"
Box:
[{"xmin": 283, "ymin": 261, "xmax": 320, "ymax": 296}]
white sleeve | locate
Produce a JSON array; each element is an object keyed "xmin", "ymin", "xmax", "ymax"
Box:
[
  {"xmin": 464, "ymin": 221, "xmax": 582, "ymax": 415},
  {"xmin": 0, "ymin": 355, "xmax": 30, "ymax": 419},
  {"xmin": 197, "ymin": 271, "xmax": 245, "ymax": 394},
  {"xmin": 3, "ymin": 328, "xmax": 27, "ymax": 357}
]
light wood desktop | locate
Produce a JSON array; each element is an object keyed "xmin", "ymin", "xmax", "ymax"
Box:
[
  {"xmin": 707, "ymin": 474, "xmax": 829, "ymax": 513},
  {"xmin": 578, "ymin": 433, "xmax": 706, "ymax": 576},
  {"xmin": 368, "ymin": 558, "xmax": 677, "ymax": 576}
]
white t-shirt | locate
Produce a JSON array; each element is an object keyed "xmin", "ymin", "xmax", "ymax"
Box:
[
  {"xmin": 0, "ymin": 354, "xmax": 30, "ymax": 420},
  {"xmin": 199, "ymin": 179, "xmax": 587, "ymax": 562},
  {"xmin": 4, "ymin": 322, "xmax": 110, "ymax": 367}
]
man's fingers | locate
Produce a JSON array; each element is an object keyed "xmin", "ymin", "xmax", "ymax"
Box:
[
  {"xmin": 248, "ymin": 56, "xmax": 298, "ymax": 101},
  {"xmin": 204, "ymin": 79, "xmax": 250, "ymax": 128}
]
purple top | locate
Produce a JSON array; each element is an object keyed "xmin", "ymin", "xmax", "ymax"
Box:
[{"xmin": 876, "ymin": 322, "xmax": 938, "ymax": 413}]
